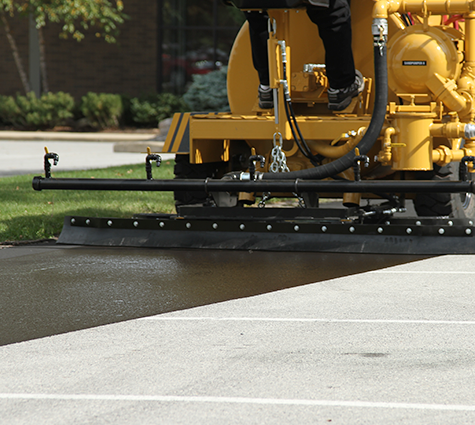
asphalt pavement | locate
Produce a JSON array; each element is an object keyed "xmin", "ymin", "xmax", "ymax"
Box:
[
  {"xmin": 1, "ymin": 131, "xmax": 475, "ymax": 423},
  {"xmin": 1, "ymin": 246, "xmax": 475, "ymax": 424}
]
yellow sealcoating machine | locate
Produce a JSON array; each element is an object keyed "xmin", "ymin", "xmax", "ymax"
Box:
[
  {"xmin": 163, "ymin": 0, "xmax": 475, "ymax": 218},
  {"xmin": 33, "ymin": 0, "xmax": 475, "ymax": 254}
]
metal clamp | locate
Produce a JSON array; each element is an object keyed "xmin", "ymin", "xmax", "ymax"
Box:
[{"xmin": 372, "ymin": 18, "xmax": 388, "ymax": 56}]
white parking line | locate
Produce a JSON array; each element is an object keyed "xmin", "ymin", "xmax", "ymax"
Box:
[
  {"xmin": 141, "ymin": 317, "xmax": 475, "ymax": 325},
  {"xmin": 371, "ymin": 270, "xmax": 475, "ymax": 274},
  {"xmin": 1, "ymin": 393, "xmax": 475, "ymax": 411}
]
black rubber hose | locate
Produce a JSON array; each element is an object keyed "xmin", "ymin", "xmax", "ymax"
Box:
[
  {"xmin": 280, "ymin": 58, "xmax": 322, "ymax": 165},
  {"xmin": 284, "ymin": 96, "xmax": 320, "ymax": 165},
  {"xmin": 263, "ymin": 40, "xmax": 388, "ymax": 180},
  {"xmin": 280, "ymin": 60, "xmax": 319, "ymax": 164},
  {"xmin": 287, "ymin": 100, "xmax": 321, "ymax": 165}
]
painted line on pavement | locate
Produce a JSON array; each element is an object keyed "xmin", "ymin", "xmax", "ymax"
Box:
[
  {"xmin": 371, "ymin": 270, "xmax": 475, "ymax": 274},
  {"xmin": 141, "ymin": 317, "xmax": 475, "ymax": 325},
  {"xmin": 1, "ymin": 393, "xmax": 475, "ymax": 411}
]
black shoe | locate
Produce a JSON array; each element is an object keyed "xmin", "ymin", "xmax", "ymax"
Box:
[
  {"xmin": 327, "ymin": 70, "xmax": 364, "ymax": 111},
  {"xmin": 258, "ymin": 85, "xmax": 273, "ymax": 109}
]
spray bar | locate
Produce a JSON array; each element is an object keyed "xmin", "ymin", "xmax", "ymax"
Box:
[{"xmin": 32, "ymin": 176, "xmax": 475, "ymax": 194}]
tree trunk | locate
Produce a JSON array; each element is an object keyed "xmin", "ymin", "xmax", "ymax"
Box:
[
  {"xmin": 1, "ymin": 13, "xmax": 30, "ymax": 94},
  {"xmin": 37, "ymin": 26, "xmax": 49, "ymax": 93}
]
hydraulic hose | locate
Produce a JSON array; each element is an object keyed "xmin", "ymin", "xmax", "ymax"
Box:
[
  {"xmin": 278, "ymin": 40, "xmax": 321, "ymax": 165},
  {"xmin": 262, "ymin": 18, "xmax": 389, "ymax": 181},
  {"xmin": 284, "ymin": 91, "xmax": 321, "ymax": 165},
  {"xmin": 286, "ymin": 99, "xmax": 322, "ymax": 165}
]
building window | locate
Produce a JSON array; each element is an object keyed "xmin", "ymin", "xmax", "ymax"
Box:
[{"xmin": 157, "ymin": 0, "xmax": 244, "ymax": 94}]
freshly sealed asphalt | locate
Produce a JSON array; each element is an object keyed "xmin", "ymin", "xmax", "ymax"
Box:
[
  {"xmin": 2, "ymin": 134, "xmax": 475, "ymax": 423},
  {"xmin": 0, "ymin": 243, "xmax": 425, "ymax": 347}
]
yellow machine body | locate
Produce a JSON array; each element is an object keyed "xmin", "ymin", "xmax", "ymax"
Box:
[
  {"xmin": 388, "ymin": 25, "xmax": 463, "ymax": 99},
  {"xmin": 163, "ymin": 0, "xmax": 475, "ymax": 208},
  {"xmin": 44, "ymin": 0, "xmax": 475, "ymax": 250}
]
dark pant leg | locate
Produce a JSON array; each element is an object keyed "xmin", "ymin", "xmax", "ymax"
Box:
[
  {"xmin": 306, "ymin": 0, "xmax": 355, "ymax": 89},
  {"xmin": 245, "ymin": 11, "xmax": 270, "ymax": 86}
]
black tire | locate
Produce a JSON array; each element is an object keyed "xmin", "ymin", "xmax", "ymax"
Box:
[
  {"xmin": 173, "ymin": 154, "xmax": 227, "ymax": 206},
  {"xmin": 414, "ymin": 163, "xmax": 475, "ymax": 218}
]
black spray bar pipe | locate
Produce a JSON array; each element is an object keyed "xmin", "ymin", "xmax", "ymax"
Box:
[{"xmin": 32, "ymin": 176, "xmax": 475, "ymax": 194}]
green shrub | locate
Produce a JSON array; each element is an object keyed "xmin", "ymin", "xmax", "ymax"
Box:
[
  {"xmin": 0, "ymin": 92, "xmax": 74, "ymax": 129},
  {"xmin": 0, "ymin": 95, "xmax": 21, "ymax": 126},
  {"xmin": 80, "ymin": 92, "xmax": 123, "ymax": 129},
  {"xmin": 129, "ymin": 93, "xmax": 188, "ymax": 127},
  {"xmin": 183, "ymin": 67, "xmax": 229, "ymax": 112}
]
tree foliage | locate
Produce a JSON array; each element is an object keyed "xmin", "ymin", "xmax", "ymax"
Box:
[
  {"xmin": 0, "ymin": 0, "xmax": 126, "ymax": 94},
  {"xmin": 0, "ymin": 0, "xmax": 126, "ymax": 43}
]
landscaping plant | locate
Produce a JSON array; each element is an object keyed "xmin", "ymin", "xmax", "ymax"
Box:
[
  {"xmin": 129, "ymin": 93, "xmax": 188, "ymax": 127},
  {"xmin": 0, "ymin": 91, "xmax": 74, "ymax": 129},
  {"xmin": 80, "ymin": 92, "xmax": 123, "ymax": 129},
  {"xmin": 183, "ymin": 66, "xmax": 230, "ymax": 112}
]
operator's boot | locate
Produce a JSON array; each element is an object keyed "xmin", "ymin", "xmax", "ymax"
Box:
[
  {"xmin": 258, "ymin": 85, "xmax": 273, "ymax": 109},
  {"xmin": 327, "ymin": 70, "xmax": 364, "ymax": 111}
]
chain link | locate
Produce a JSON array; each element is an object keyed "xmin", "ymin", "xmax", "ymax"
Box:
[
  {"xmin": 258, "ymin": 192, "xmax": 271, "ymax": 208},
  {"xmin": 293, "ymin": 192, "xmax": 306, "ymax": 208},
  {"xmin": 262, "ymin": 133, "xmax": 291, "ymax": 208},
  {"xmin": 270, "ymin": 132, "xmax": 290, "ymax": 173}
]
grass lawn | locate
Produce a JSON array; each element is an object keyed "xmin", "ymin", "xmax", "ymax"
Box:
[{"xmin": 0, "ymin": 160, "xmax": 175, "ymax": 243}]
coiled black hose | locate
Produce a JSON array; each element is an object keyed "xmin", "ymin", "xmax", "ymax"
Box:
[{"xmin": 262, "ymin": 31, "xmax": 388, "ymax": 181}]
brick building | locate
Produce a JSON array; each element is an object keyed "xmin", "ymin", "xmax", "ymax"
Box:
[{"xmin": 0, "ymin": 0, "xmax": 243, "ymax": 100}]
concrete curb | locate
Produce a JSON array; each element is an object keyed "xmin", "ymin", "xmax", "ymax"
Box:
[
  {"xmin": 113, "ymin": 141, "xmax": 165, "ymax": 153},
  {"xmin": 0, "ymin": 130, "xmax": 161, "ymax": 143}
]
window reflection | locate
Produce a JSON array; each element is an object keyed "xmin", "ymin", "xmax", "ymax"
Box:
[{"xmin": 158, "ymin": 0, "xmax": 244, "ymax": 94}]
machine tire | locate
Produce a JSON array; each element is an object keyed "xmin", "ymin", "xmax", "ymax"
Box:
[
  {"xmin": 414, "ymin": 162, "xmax": 475, "ymax": 218},
  {"xmin": 173, "ymin": 154, "xmax": 227, "ymax": 206}
]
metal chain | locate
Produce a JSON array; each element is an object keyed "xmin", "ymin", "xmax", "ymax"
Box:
[
  {"xmin": 258, "ymin": 192, "xmax": 271, "ymax": 208},
  {"xmin": 265, "ymin": 133, "xmax": 291, "ymax": 208},
  {"xmin": 293, "ymin": 192, "xmax": 306, "ymax": 208},
  {"xmin": 270, "ymin": 132, "xmax": 290, "ymax": 173}
]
